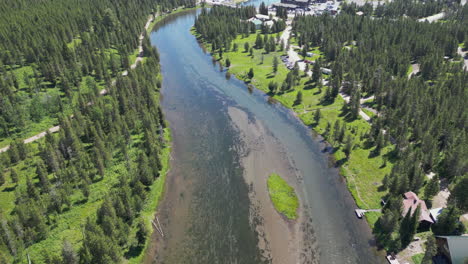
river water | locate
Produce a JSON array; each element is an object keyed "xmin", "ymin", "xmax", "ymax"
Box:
[{"xmin": 146, "ymin": 7, "xmax": 385, "ymax": 264}]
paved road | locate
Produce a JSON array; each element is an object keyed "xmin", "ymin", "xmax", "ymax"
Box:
[{"xmin": 0, "ymin": 14, "xmax": 155, "ymax": 154}]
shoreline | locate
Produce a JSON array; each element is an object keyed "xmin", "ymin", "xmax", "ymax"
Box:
[{"xmin": 192, "ymin": 31, "xmax": 384, "ymax": 225}]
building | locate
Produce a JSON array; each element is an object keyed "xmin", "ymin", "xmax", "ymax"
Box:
[
  {"xmin": 280, "ymin": 0, "xmax": 310, "ymax": 8},
  {"xmin": 430, "ymin": 208, "xmax": 444, "ymax": 223},
  {"xmin": 251, "ymin": 19, "xmax": 262, "ymax": 30},
  {"xmin": 255, "ymin": 14, "xmax": 270, "ymax": 21},
  {"xmin": 402, "ymin": 191, "xmax": 434, "ymax": 225},
  {"xmin": 436, "ymin": 236, "xmax": 468, "ymax": 264},
  {"xmin": 264, "ymin": 20, "xmax": 274, "ymax": 28},
  {"xmin": 272, "ymin": 2, "xmax": 298, "ymax": 10}
]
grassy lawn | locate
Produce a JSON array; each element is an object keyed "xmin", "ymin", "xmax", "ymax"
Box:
[
  {"xmin": 267, "ymin": 173, "xmax": 299, "ymax": 220},
  {"xmin": 407, "ymin": 64, "xmax": 414, "ymax": 76},
  {"xmin": 194, "ymin": 27, "xmax": 394, "ymax": 227},
  {"xmin": 362, "ymin": 108, "xmax": 376, "ymax": 119},
  {"xmin": 411, "ymin": 253, "xmax": 424, "ymax": 264},
  {"xmin": 67, "ymin": 38, "xmax": 82, "ymax": 49}
]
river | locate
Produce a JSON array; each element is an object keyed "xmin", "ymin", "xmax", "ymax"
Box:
[{"xmin": 144, "ymin": 7, "xmax": 385, "ymax": 264}]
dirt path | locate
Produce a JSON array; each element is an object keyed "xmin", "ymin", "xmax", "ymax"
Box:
[
  {"xmin": 0, "ymin": 14, "xmax": 155, "ymax": 154},
  {"xmin": 339, "ymin": 91, "xmax": 372, "ymax": 121},
  {"xmin": 409, "ymin": 63, "xmax": 420, "ymax": 78}
]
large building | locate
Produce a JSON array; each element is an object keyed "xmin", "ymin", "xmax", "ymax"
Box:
[{"xmin": 436, "ymin": 236, "xmax": 468, "ymax": 264}]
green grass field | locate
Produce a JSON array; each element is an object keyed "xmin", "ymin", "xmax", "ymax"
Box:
[{"xmin": 267, "ymin": 173, "xmax": 299, "ymax": 220}]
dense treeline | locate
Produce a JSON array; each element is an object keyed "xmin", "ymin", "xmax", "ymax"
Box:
[
  {"xmin": 195, "ymin": 6, "xmax": 286, "ymax": 53},
  {"xmin": 0, "ymin": 0, "xmax": 185, "ymax": 262},
  {"xmin": 0, "ymin": 46, "xmax": 166, "ymax": 263},
  {"xmin": 0, "ymin": 0, "xmax": 193, "ymax": 143},
  {"xmin": 341, "ymin": 0, "xmax": 459, "ymax": 19},
  {"xmin": 292, "ymin": 5, "xmax": 467, "ymax": 252}
]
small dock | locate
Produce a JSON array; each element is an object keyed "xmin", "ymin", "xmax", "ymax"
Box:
[
  {"xmin": 355, "ymin": 208, "xmax": 381, "ymax": 219},
  {"xmin": 386, "ymin": 255, "xmax": 401, "ymax": 264}
]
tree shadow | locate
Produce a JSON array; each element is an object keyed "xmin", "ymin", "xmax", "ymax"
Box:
[
  {"xmin": 362, "ymin": 138, "xmax": 375, "ymax": 150},
  {"xmin": 377, "ymin": 185, "xmax": 387, "ymax": 192},
  {"xmin": 335, "ymin": 157, "xmax": 348, "ymax": 167},
  {"xmin": 320, "ymin": 97, "xmax": 334, "ymax": 106},
  {"xmin": 303, "ymin": 84, "xmax": 314, "ymax": 90},
  {"xmin": 2, "ymin": 185, "xmax": 17, "ymax": 192},
  {"xmin": 368, "ymin": 149, "xmax": 380, "ymax": 159},
  {"xmin": 383, "ymin": 149, "xmax": 399, "ymax": 163},
  {"xmin": 125, "ymin": 245, "xmax": 144, "ymax": 259},
  {"xmin": 74, "ymin": 198, "xmax": 88, "ymax": 206}
]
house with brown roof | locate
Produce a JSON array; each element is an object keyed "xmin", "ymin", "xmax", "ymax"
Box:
[{"xmin": 402, "ymin": 191, "xmax": 434, "ymax": 225}]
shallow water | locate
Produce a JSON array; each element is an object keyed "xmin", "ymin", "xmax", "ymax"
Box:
[{"xmin": 148, "ymin": 8, "xmax": 385, "ymax": 264}]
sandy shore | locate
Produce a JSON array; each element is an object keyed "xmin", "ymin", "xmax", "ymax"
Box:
[{"xmin": 228, "ymin": 106, "xmax": 318, "ymax": 264}]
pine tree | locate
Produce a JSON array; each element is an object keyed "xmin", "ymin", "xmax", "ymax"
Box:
[
  {"xmin": 399, "ymin": 207, "xmax": 413, "ymax": 247},
  {"xmin": 10, "ymin": 168, "xmax": 18, "ymax": 184},
  {"xmin": 255, "ymin": 34, "xmax": 263, "ymax": 49},
  {"xmin": 294, "ymin": 91, "xmax": 303, "ymax": 106},
  {"xmin": 432, "ymin": 206, "xmax": 465, "ymax": 235},
  {"xmin": 449, "ymin": 176, "xmax": 468, "ymax": 211},
  {"xmin": 312, "ymin": 60, "xmax": 321, "ymax": 83},
  {"xmin": 421, "ymin": 236, "xmax": 437, "ymax": 264},
  {"xmin": 273, "ymin": 56, "xmax": 278, "ymax": 74},
  {"xmin": 314, "ymin": 109, "xmax": 321, "ymax": 124},
  {"xmin": 333, "ymin": 120, "xmax": 341, "ymax": 142},
  {"xmin": 26, "ymin": 176, "xmax": 40, "ymax": 200},
  {"xmin": 382, "ymin": 174, "xmax": 390, "ymax": 190},
  {"xmin": 301, "ymin": 44, "xmax": 308, "ymax": 59},
  {"xmin": 349, "ymin": 88, "xmax": 361, "ymax": 119},
  {"xmin": 135, "ymin": 218, "xmax": 148, "ymax": 246},
  {"xmin": 268, "ymin": 81, "xmax": 278, "ymax": 94},
  {"xmin": 248, "ymin": 68, "xmax": 254, "ymax": 79},
  {"xmin": 62, "ymin": 239, "xmax": 78, "ymax": 264},
  {"xmin": 36, "ymin": 159, "xmax": 50, "ymax": 191},
  {"xmin": 344, "ymin": 134, "xmax": 353, "ymax": 159},
  {"xmin": 339, "ymin": 123, "xmax": 346, "ymax": 143},
  {"xmin": 0, "ymin": 168, "xmax": 5, "ymax": 186},
  {"xmin": 374, "ymin": 130, "xmax": 385, "ymax": 155}
]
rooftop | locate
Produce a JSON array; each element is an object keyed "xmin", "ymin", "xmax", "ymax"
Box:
[
  {"xmin": 272, "ymin": 3, "xmax": 298, "ymax": 8},
  {"xmin": 437, "ymin": 236, "xmax": 468, "ymax": 264},
  {"xmin": 402, "ymin": 191, "xmax": 434, "ymax": 223}
]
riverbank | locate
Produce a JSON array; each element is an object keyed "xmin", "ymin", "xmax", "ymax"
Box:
[{"xmin": 193, "ymin": 27, "xmax": 392, "ymax": 228}]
